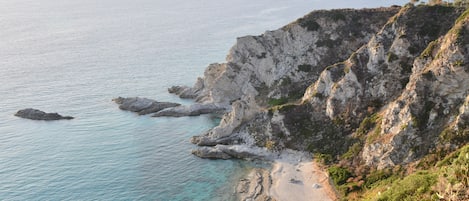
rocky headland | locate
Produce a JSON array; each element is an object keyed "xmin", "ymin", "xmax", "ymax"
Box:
[
  {"xmin": 15, "ymin": 108, "xmax": 74, "ymax": 120},
  {"xmin": 165, "ymin": 3, "xmax": 469, "ymax": 200}
]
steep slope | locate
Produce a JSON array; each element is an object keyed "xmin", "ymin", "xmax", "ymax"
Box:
[
  {"xmin": 295, "ymin": 5, "xmax": 467, "ymax": 167},
  {"xmin": 234, "ymin": 5, "xmax": 469, "ymax": 199},
  {"xmin": 162, "ymin": 3, "xmax": 469, "ymax": 200},
  {"xmin": 362, "ymin": 9, "xmax": 469, "ymax": 169},
  {"xmin": 186, "ymin": 4, "xmax": 466, "ymax": 160},
  {"xmin": 169, "ymin": 3, "xmax": 469, "ymax": 200},
  {"xmin": 173, "ymin": 8, "xmax": 399, "ymax": 105},
  {"xmin": 175, "ymin": 7, "xmax": 400, "ymax": 146}
]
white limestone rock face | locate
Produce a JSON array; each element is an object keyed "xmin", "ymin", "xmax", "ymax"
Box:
[
  {"xmin": 169, "ymin": 5, "xmax": 469, "ymax": 170},
  {"xmin": 191, "ymin": 8, "xmax": 400, "ymax": 105},
  {"xmin": 363, "ymin": 16, "xmax": 469, "ymax": 168},
  {"xmin": 179, "ymin": 7, "xmax": 400, "ymax": 149},
  {"xmin": 252, "ymin": 5, "xmax": 467, "ymax": 168}
]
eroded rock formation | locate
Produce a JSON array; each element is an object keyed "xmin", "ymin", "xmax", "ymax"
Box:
[
  {"xmin": 170, "ymin": 5, "xmax": 469, "ymax": 172},
  {"xmin": 113, "ymin": 97, "xmax": 180, "ymax": 115}
]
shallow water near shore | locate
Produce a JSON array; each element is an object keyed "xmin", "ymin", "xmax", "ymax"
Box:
[
  {"xmin": 0, "ymin": 0, "xmax": 317, "ymax": 200},
  {"xmin": 0, "ymin": 0, "xmax": 408, "ymax": 200}
]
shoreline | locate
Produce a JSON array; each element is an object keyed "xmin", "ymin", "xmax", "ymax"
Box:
[
  {"xmin": 234, "ymin": 151, "xmax": 338, "ymax": 201},
  {"xmin": 269, "ymin": 160, "xmax": 337, "ymax": 201}
]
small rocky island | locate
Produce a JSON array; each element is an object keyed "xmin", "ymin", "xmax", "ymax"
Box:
[{"xmin": 15, "ymin": 108, "xmax": 74, "ymax": 120}]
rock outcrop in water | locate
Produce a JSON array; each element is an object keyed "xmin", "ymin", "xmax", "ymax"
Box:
[
  {"xmin": 15, "ymin": 108, "xmax": 74, "ymax": 120},
  {"xmin": 192, "ymin": 144, "xmax": 271, "ymax": 160},
  {"xmin": 152, "ymin": 103, "xmax": 226, "ymax": 117},
  {"xmin": 113, "ymin": 97, "xmax": 180, "ymax": 115},
  {"xmin": 168, "ymin": 4, "xmax": 469, "ymax": 199}
]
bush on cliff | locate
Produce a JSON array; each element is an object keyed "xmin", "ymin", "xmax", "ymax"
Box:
[{"xmin": 328, "ymin": 166, "xmax": 352, "ymax": 186}]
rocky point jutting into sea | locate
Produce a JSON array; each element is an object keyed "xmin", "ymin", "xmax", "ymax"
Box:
[{"xmin": 161, "ymin": 3, "xmax": 469, "ymax": 200}]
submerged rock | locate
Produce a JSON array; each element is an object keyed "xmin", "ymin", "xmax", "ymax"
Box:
[
  {"xmin": 113, "ymin": 97, "xmax": 180, "ymax": 115},
  {"xmin": 15, "ymin": 108, "xmax": 74, "ymax": 120}
]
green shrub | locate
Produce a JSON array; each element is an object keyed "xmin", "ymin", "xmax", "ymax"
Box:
[
  {"xmin": 314, "ymin": 153, "xmax": 333, "ymax": 165},
  {"xmin": 420, "ymin": 40, "xmax": 438, "ymax": 59},
  {"xmin": 331, "ymin": 12, "xmax": 346, "ymax": 21},
  {"xmin": 341, "ymin": 142, "xmax": 362, "ymax": 160},
  {"xmin": 287, "ymin": 90, "xmax": 304, "ymax": 101},
  {"xmin": 356, "ymin": 113, "xmax": 381, "ymax": 137},
  {"xmin": 298, "ymin": 64, "xmax": 313, "ymax": 72},
  {"xmin": 328, "ymin": 166, "xmax": 352, "ymax": 185},
  {"xmin": 411, "ymin": 101, "xmax": 435, "ymax": 131},
  {"xmin": 344, "ymin": 66, "xmax": 350, "ymax": 74},
  {"xmin": 453, "ymin": 59, "xmax": 465, "ymax": 66},
  {"xmin": 316, "ymin": 38, "xmax": 336, "ymax": 48},
  {"xmin": 439, "ymin": 127, "xmax": 469, "ymax": 145},
  {"xmin": 364, "ymin": 169, "xmax": 393, "ymax": 189},
  {"xmin": 435, "ymin": 145, "xmax": 469, "ymax": 200},
  {"xmin": 299, "ymin": 19, "xmax": 320, "ymax": 31},
  {"xmin": 387, "ymin": 52, "xmax": 399, "ymax": 63},
  {"xmin": 418, "ymin": 23, "xmax": 441, "ymax": 38},
  {"xmin": 377, "ymin": 171, "xmax": 437, "ymax": 201},
  {"xmin": 268, "ymin": 98, "xmax": 288, "ymax": 106}
]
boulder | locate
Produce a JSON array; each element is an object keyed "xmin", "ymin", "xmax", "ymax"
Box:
[
  {"xmin": 112, "ymin": 97, "xmax": 180, "ymax": 115},
  {"xmin": 15, "ymin": 108, "xmax": 74, "ymax": 120}
]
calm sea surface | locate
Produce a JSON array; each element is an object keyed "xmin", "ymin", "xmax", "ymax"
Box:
[{"xmin": 0, "ymin": 0, "xmax": 406, "ymax": 200}]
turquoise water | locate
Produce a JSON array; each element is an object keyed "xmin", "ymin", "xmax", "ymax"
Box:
[
  {"xmin": 0, "ymin": 0, "xmax": 315, "ymax": 200},
  {"xmin": 0, "ymin": 0, "xmax": 407, "ymax": 200}
]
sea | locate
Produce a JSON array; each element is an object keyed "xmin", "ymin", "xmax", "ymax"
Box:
[{"xmin": 0, "ymin": 0, "xmax": 407, "ymax": 200}]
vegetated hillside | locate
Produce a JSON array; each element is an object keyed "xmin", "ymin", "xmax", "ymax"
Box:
[
  {"xmin": 174, "ymin": 3, "xmax": 469, "ymax": 200},
  {"xmin": 269, "ymin": 5, "xmax": 469, "ymax": 200},
  {"xmin": 263, "ymin": 5, "xmax": 469, "ymax": 200}
]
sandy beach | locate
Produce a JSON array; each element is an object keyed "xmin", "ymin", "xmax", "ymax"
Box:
[
  {"xmin": 270, "ymin": 160, "xmax": 337, "ymax": 201},
  {"xmin": 235, "ymin": 150, "xmax": 337, "ymax": 201}
]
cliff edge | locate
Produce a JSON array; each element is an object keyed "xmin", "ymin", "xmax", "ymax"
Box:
[{"xmin": 170, "ymin": 4, "xmax": 469, "ymax": 200}]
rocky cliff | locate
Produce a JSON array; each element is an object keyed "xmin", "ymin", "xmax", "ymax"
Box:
[
  {"xmin": 174, "ymin": 7, "xmax": 401, "ymax": 147},
  {"xmin": 170, "ymin": 4, "xmax": 469, "ymax": 199}
]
